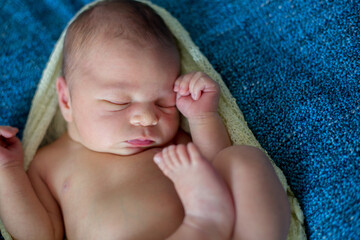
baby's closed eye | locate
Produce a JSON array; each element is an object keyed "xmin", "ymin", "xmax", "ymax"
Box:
[
  {"xmin": 156, "ymin": 98, "xmax": 176, "ymax": 109},
  {"xmin": 156, "ymin": 102, "xmax": 175, "ymax": 108},
  {"xmin": 102, "ymin": 100, "xmax": 130, "ymax": 111}
]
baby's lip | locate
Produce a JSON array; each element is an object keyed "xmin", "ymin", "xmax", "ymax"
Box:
[{"xmin": 127, "ymin": 139, "xmax": 155, "ymax": 147}]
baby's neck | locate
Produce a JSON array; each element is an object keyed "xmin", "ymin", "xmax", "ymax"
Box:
[{"xmin": 66, "ymin": 123, "xmax": 80, "ymax": 144}]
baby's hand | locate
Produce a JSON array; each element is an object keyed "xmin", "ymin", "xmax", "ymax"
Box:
[
  {"xmin": 0, "ymin": 126, "xmax": 24, "ymax": 169},
  {"xmin": 174, "ymin": 72, "xmax": 219, "ymax": 119}
]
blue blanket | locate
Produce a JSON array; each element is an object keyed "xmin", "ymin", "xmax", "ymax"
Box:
[{"xmin": 0, "ymin": 0, "xmax": 359, "ymax": 239}]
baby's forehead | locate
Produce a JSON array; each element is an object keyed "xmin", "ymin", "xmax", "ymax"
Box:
[
  {"xmin": 70, "ymin": 39, "xmax": 180, "ymax": 83},
  {"xmin": 76, "ymin": 36, "xmax": 178, "ymax": 65}
]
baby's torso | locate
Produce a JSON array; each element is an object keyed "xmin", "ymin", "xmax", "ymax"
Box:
[{"xmin": 40, "ymin": 135, "xmax": 185, "ymax": 240}]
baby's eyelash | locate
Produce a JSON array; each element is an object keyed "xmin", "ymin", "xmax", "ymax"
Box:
[
  {"xmin": 101, "ymin": 100, "xmax": 130, "ymax": 112},
  {"xmin": 104, "ymin": 100, "xmax": 130, "ymax": 105}
]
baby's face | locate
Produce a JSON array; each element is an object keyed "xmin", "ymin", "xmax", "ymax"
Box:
[{"xmin": 67, "ymin": 40, "xmax": 181, "ymax": 155}]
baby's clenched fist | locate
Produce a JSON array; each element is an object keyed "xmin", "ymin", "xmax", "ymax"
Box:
[
  {"xmin": 0, "ymin": 126, "xmax": 24, "ymax": 169},
  {"xmin": 174, "ymin": 72, "xmax": 220, "ymax": 119}
]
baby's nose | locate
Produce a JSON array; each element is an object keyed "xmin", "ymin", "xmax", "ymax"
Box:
[{"xmin": 130, "ymin": 105, "xmax": 158, "ymax": 127}]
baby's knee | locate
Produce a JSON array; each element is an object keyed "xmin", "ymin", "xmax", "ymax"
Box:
[{"xmin": 213, "ymin": 145, "xmax": 272, "ymax": 175}]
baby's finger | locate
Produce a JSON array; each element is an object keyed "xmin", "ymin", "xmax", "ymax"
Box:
[
  {"xmin": 189, "ymin": 72, "xmax": 201, "ymax": 95},
  {"xmin": 174, "ymin": 76, "xmax": 182, "ymax": 92},
  {"xmin": 191, "ymin": 76, "xmax": 208, "ymax": 100},
  {"xmin": 178, "ymin": 75, "xmax": 192, "ymax": 96},
  {"xmin": 0, "ymin": 126, "xmax": 18, "ymax": 138}
]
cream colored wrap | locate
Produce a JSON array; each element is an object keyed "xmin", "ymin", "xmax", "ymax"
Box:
[{"xmin": 0, "ymin": 1, "xmax": 306, "ymax": 239}]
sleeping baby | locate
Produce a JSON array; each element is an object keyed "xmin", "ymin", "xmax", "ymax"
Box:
[{"xmin": 0, "ymin": 0, "xmax": 290, "ymax": 239}]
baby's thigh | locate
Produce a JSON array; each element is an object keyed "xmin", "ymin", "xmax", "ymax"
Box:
[
  {"xmin": 212, "ymin": 145, "xmax": 272, "ymax": 176},
  {"xmin": 212, "ymin": 145, "xmax": 281, "ymax": 195},
  {"xmin": 212, "ymin": 145, "xmax": 290, "ymax": 240}
]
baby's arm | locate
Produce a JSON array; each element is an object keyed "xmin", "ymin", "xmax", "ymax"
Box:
[
  {"xmin": 0, "ymin": 126, "xmax": 63, "ymax": 240},
  {"xmin": 175, "ymin": 72, "xmax": 231, "ymax": 160}
]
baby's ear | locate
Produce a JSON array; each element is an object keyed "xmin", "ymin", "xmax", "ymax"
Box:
[{"xmin": 56, "ymin": 76, "xmax": 73, "ymax": 122}]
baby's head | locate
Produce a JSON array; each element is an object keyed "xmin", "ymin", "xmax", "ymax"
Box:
[
  {"xmin": 62, "ymin": 0, "xmax": 177, "ymax": 83},
  {"xmin": 57, "ymin": 0, "xmax": 181, "ymax": 155}
]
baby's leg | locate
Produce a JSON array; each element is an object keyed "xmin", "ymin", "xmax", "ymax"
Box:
[
  {"xmin": 154, "ymin": 143, "xmax": 234, "ymax": 240},
  {"xmin": 213, "ymin": 145, "xmax": 291, "ymax": 240}
]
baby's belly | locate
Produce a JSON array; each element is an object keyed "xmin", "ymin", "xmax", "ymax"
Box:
[{"xmin": 59, "ymin": 165, "xmax": 184, "ymax": 239}]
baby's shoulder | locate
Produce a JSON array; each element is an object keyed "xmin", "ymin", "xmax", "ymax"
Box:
[{"xmin": 28, "ymin": 134, "xmax": 70, "ymax": 176}]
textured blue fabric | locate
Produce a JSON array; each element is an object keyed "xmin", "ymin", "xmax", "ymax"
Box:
[{"xmin": 0, "ymin": 0, "xmax": 359, "ymax": 239}]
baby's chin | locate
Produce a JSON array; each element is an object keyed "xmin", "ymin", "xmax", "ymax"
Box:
[
  {"xmin": 92, "ymin": 145, "xmax": 159, "ymax": 156},
  {"xmin": 110, "ymin": 147, "xmax": 149, "ymax": 156}
]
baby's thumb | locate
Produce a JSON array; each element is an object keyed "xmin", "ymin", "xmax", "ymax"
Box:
[{"xmin": 0, "ymin": 126, "xmax": 18, "ymax": 138}]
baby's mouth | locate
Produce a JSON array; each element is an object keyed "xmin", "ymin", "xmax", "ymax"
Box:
[{"xmin": 127, "ymin": 139, "xmax": 155, "ymax": 147}]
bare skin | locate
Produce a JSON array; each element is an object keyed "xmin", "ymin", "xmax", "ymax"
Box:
[
  {"xmin": 0, "ymin": 126, "xmax": 289, "ymax": 240},
  {"xmin": 0, "ymin": 29, "xmax": 290, "ymax": 240},
  {"xmin": 154, "ymin": 143, "xmax": 234, "ymax": 240},
  {"xmin": 28, "ymin": 132, "xmax": 188, "ymax": 240}
]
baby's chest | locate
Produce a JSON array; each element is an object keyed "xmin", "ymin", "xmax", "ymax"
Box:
[{"xmin": 56, "ymin": 158, "xmax": 184, "ymax": 239}]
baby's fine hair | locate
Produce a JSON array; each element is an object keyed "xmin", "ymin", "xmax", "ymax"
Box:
[{"xmin": 62, "ymin": 0, "xmax": 176, "ymax": 79}]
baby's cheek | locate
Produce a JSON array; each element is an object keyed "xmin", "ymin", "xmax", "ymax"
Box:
[
  {"xmin": 90, "ymin": 120, "xmax": 120, "ymax": 142},
  {"xmin": 163, "ymin": 114, "xmax": 180, "ymax": 135}
]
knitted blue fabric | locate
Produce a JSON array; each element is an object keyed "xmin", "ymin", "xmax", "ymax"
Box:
[{"xmin": 0, "ymin": 0, "xmax": 359, "ymax": 239}]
